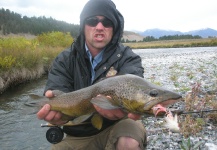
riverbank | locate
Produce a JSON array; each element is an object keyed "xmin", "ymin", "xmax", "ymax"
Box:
[
  {"xmin": 0, "ymin": 32, "xmax": 73, "ymax": 94},
  {"xmin": 0, "ymin": 47, "xmax": 216, "ymax": 149},
  {"xmin": 1, "ymin": 36, "xmax": 217, "ymax": 94},
  {"xmin": 0, "ymin": 65, "xmax": 47, "ymax": 93},
  {"xmin": 124, "ymin": 38, "xmax": 217, "ymax": 49},
  {"xmin": 134, "ymin": 47, "xmax": 217, "ymax": 149}
]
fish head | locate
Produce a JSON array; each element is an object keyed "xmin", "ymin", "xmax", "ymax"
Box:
[
  {"xmin": 143, "ymin": 85, "xmax": 181, "ymax": 116},
  {"xmin": 142, "ymin": 87, "xmax": 182, "ymax": 110},
  {"xmin": 123, "ymin": 75, "xmax": 182, "ymax": 116}
]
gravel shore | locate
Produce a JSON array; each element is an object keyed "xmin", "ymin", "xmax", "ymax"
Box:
[
  {"xmin": 1, "ymin": 47, "xmax": 216, "ymax": 150},
  {"xmin": 134, "ymin": 47, "xmax": 217, "ymax": 150}
]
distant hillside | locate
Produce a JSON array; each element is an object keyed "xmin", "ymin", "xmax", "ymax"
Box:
[
  {"xmin": 139, "ymin": 29, "xmax": 182, "ymax": 39},
  {"xmin": 186, "ymin": 28, "xmax": 217, "ymax": 38},
  {"xmin": 0, "ymin": 8, "xmax": 80, "ymax": 37},
  {"xmin": 138, "ymin": 28, "xmax": 217, "ymax": 38},
  {"xmin": 122, "ymin": 31, "xmax": 144, "ymax": 42},
  {"xmin": 2, "ymin": 8, "xmax": 217, "ymax": 41}
]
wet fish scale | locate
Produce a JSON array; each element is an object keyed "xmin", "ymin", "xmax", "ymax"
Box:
[{"xmin": 28, "ymin": 74, "xmax": 181, "ymax": 129}]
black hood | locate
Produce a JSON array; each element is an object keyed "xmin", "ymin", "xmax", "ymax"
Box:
[{"xmin": 79, "ymin": 0, "xmax": 124, "ymax": 44}]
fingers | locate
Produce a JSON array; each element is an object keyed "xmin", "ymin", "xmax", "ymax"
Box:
[
  {"xmin": 94, "ymin": 105, "xmax": 141, "ymax": 121},
  {"xmin": 128, "ymin": 113, "xmax": 141, "ymax": 120},
  {"xmin": 45, "ymin": 90, "xmax": 54, "ymax": 98},
  {"xmin": 94, "ymin": 105, "xmax": 126, "ymax": 120},
  {"xmin": 37, "ymin": 104, "xmax": 51, "ymax": 120},
  {"xmin": 45, "ymin": 111, "xmax": 66, "ymax": 125},
  {"xmin": 44, "ymin": 110, "xmax": 62, "ymax": 122},
  {"xmin": 37, "ymin": 104, "xmax": 66, "ymax": 125},
  {"xmin": 37, "ymin": 90, "xmax": 67, "ymax": 125}
]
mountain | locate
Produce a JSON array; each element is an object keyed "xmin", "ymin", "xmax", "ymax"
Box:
[
  {"xmin": 139, "ymin": 29, "xmax": 182, "ymax": 38},
  {"xmin": 138, "ymin": 28, "xmax": 217, "ymax": 38},
  {"xmin": 122, "ymin": 31, "xmax": 144, "ymax": 42},
  {"xmin": 186, "ymin": 28, "xmax": 217, "ymax": 38}
]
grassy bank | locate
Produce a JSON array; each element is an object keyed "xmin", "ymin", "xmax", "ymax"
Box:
[
  {"xmin": 123, "ymin": 38, "xmax": 217, "ymax": 49},
  {"xmin": 0, "ymin": 32, "xmax": 73, "ymax": 94},
  {"xmin": 0, "ymin": 35, "xmax": 216, "ymax": 94}
]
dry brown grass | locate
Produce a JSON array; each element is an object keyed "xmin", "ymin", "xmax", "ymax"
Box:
[
  {"xmin": 123, "ymin": 38, "xmax": 217, "ymax": 49},
  {"xmin": 0, "ymin": 65, "xmax": 45, "ymax": 93}
]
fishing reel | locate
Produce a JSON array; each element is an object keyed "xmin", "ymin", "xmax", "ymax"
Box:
[
  {"xmin": 41, "ymin": 121, "xmax": 90, "ymax": 144},
  {"xmin": 41, "ymin": 124, "xmax": 64, "ymax": 144}
]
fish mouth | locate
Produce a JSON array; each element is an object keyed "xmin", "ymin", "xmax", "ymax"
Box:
[
  {"xmin": 143, "ymin": 96, "xmax": 181, "ymax": 110},
  {"xmin": 152, "ymin": 99, "xmax": 181, "ymax": 116},
  {"xmin": 143, "ymin": 97, "xmax": 182, "ymax": 116},
  {"xmin": 157, "ymin": 98, "xmax": 181, "ymax": 108}
]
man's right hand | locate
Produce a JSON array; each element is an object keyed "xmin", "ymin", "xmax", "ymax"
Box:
[{"xmin": 36, "ymin": 90, "xmax": 68, "ymax": 125}]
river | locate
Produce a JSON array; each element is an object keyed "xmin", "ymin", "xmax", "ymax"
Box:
[
  {"xmin": 0, "ymin": 47, "xmax": 217, "ymax": 150},
  {"xmin": 0, "ymin": 76, "xmax": 50, "ymax": 149}
]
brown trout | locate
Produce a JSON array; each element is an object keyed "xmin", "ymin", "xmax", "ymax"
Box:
[{"xmin": 27, "ymin": 74, "xmax": 182, "ymax": 129}]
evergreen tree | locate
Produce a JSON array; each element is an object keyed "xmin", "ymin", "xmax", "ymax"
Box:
[{"xmin": 0, "ymin": 8, "xmax": 80, "ymax": 37}]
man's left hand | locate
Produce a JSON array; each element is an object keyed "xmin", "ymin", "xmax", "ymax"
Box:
[{"xmin": 93, "ymin": 105, "xmax": 141, "ymax": 120}]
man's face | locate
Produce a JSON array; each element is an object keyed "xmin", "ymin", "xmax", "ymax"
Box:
[{"xmin": 84, "ymin": 16, "xmax": 113, "ymax": 52}]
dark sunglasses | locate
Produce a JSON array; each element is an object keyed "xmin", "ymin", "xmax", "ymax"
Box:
[{"xmin": 85, "ymin": 17, "xmax": 113, "ymax": 28}]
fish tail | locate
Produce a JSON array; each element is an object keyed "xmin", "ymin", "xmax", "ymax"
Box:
[{"xmin": 24, "ymin": 101, "xmax": 41, "ymax": 107}]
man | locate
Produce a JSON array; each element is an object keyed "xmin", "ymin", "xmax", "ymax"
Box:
[{"xmin": 37, "ymin": 0, "xmax": 146, "ymax": 149}]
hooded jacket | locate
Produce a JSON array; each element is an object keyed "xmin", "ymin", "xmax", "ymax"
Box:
[{"xmin": 44, "ymin": 0, "xmax": 144, "ymax": 137}]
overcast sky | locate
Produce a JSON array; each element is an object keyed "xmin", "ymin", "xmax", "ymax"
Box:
[{"xmin": 1, "ymin": 0, "xmax": 217, "ymax": 32}]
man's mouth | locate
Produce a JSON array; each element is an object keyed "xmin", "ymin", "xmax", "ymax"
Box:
[
  {"xmin": 94, "ymin": 34, "xmax": 105, "ymax": 41},
  {"xmin": 95, "ymin": 34, "xmax": 103, "ymax": 38}
]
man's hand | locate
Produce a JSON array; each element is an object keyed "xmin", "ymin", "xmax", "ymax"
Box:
[
  {"xmin": 36, "ymin": 90, "xmax": 68, "ymax": 125},
  {"xmin": 93, "ymin": 105, "xmax": 141, "ymax": 121}
]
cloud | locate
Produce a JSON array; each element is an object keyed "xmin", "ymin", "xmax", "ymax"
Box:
[{"xmin": 1, "ymin": 0, "xmax": 217, "ymax": 32}]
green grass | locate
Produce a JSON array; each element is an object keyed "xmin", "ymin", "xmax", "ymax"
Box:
[
  {"xmin": 0, "ymin": 31, "xmax": 73, "ymax": 93},
  {"xmin": 0, "ymin": 31, "xmax": 73, "ymax": 72}
]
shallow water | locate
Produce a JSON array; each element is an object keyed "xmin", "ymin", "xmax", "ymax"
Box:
[
  {"xmin": 0, "ymin": 76, "xmax": 51, "ymax": 149},
  {"xmin": 0, "ymin": 47, "xmax": 216, "ymax": 150}
]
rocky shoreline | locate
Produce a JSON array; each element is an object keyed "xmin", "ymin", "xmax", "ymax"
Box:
[
  {"xmin": 134, "ymin": 47, "xmax": 217, "ymax": 150},
  {"xmin": 0, "ymin": 47, "xmax": 216, "ymax": 149},
  {"xmin": 143, "ymin": 102, "xmax": 217, "ymax": 150}
]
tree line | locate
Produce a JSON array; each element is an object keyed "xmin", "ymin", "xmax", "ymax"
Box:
[
  {"xmin": 1, "ymin": 8, "xmax": 204, "ymax": 42},
  {"xmin": 121, "ymin": 34, "xmax": 202, "ymax": 43},
  {"xmin": 0, "ymin": 8, "xmax": 80, "ymax": 38}
]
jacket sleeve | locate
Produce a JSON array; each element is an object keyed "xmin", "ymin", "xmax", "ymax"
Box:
[
  {"xmin": 118, "ymin": 46, "xmax": 144, "ymax": 78},
  {"xmin": 44, "ymin": 49, "xmax": 74, "ymax": 93}
]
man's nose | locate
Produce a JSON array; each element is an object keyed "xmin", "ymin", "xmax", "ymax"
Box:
[{"xmin": 95, "ymin": 22, "xmax": 104, "ymax": 29}]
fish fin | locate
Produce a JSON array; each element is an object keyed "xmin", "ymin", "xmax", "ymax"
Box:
[
  {"xmin": 62, "ymin": 121, "xmax": 91, "ymax": 126},
  {"xmin": 24, "ymin": 101, "xmax": 41, "ymax": 107},
  {"xmin": 91, "ymin": 113, "xmax": 103, "ymax": 130},
  {"xmin": 71, "ymin": 113, "xmax": 93, "ymax": 124},
  {"xmin": 26, "ymin": 94, "xmax": 47, "ymax": 107},
  {"xmin": 61, "ymin": 114, "xmax": 74, "ymax": 121},
  {"xmin": 29, "ymin": 94, "xmax": 43, "ymax": 100},
  {"xmin": 90, "ymin": 95, "xmax": 120, "ymax": 109}
]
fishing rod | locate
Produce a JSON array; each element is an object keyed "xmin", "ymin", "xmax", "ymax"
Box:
[{"xmin": 171, "ymin": 109, "xmax": 217, "ymax": 115}]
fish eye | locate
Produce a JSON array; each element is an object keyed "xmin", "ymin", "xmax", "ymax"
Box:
[{"xmin": 149, "ymin": 89, "xmax": 158, "ymax": 97}]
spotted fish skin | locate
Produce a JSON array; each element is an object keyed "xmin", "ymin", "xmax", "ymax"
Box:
[
  {"xmin": 44, "ymin": 74, "xmax": 181, "ymax": 116},
  {"xmin": 28, "ymin": 74, "xmax": 181, "ymax": 129}
]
